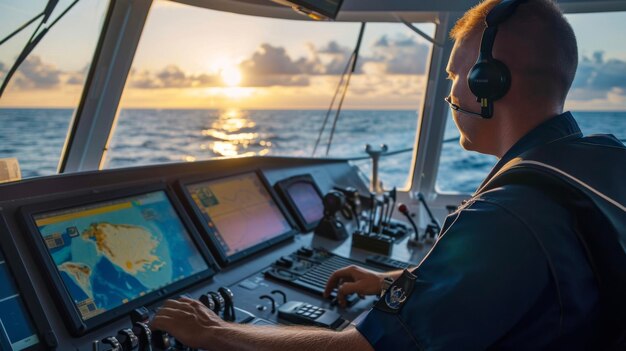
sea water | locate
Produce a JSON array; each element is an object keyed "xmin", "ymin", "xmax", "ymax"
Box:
[{"xmin": 1, "ymin": 108, "xmax": 624, "ymax": 194}]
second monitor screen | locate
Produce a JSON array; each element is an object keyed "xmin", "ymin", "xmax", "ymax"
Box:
[{"xmin": 186, "ymin": 172, "xmax": 292, "ymax": 259}]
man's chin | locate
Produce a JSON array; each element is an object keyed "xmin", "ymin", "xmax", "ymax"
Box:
[{"xmin": 459, "ymin": 136, "xmax": 475, "ymax": 151}]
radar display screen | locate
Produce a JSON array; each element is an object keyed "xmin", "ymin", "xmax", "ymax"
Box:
[
  {"xmin": 184, "ymin": 172, "xmax": 295, "ymax": 264},
  {"xmin": 274, "ymin": 174, "xmax": 324, "ymax": 232},
  {"xmin": 30, "ymin": 190, "xmax": 211, "ymax": 323},
  {"xmin": 0, "ymin": 247, "xmax": 40, "ymax": 351}
]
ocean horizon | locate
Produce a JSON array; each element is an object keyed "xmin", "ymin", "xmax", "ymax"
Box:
[{"xmin": 1, "ymin": 108, "xmax": 624, "ymax": 194}]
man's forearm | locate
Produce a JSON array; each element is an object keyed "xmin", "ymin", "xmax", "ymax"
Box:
[{"xmin": 202, "ymin": 324, "xmax": 373, "ymax": 351}]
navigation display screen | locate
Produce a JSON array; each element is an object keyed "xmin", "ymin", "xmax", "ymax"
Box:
[
  {"xmin": 0, "ymin": 247, "xmax": 39, "ymax": 351},
  {"xmin": 32, "ymin": 191, "xmax": 209, "ymax": 321},
  {"xmin": 286, "ymin": 182, "xmax": 324, "ymax": 225},
  {"xmin": 185, "ymin": 172, "xmax": 293, "ymax": 261}
]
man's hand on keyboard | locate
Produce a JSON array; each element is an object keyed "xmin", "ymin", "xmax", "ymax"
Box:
[{"xmin": 324, "ymin": 265, "xmax": 401, "ymax": 307}]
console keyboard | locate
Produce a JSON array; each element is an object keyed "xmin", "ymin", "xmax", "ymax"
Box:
[{"xmin": 264, "ymin": 247, "xmax": 380, "ymax": 306}]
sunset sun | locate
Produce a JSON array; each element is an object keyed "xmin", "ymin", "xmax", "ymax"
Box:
[{"xmin": 220, "ymin": 66, "xmax": 242, "ymax": 87}]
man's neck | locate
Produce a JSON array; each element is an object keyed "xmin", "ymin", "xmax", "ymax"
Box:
[{"xmin": 493, "ymin": 107, "xmax": 563, "ymax": 158}]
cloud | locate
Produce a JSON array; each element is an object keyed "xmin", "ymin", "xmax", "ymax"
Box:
[
  {"xmin": 5, "ymin": 35, "xmax": 432, "ymax": 93},
  {"xmin": 242, "ymin": 74, "xmax": 310, "ymax": 87},
  {"xmin": 12, "ymin": 55, "xmax": 62, "ymax": 89},
  {"xmin": 235, "ymin": 36, "xmax": 431, "ymax": 80},
  {"xmin": 65, "ymin": 64, "xmax": 90, "ymax": 85},
  {"xmin": 315, "ymin": 41, "xmax": 358, "ymax": 75},
  {"xmin": 370, "ymin": 36, "xmax": 430, "ymax": 75},
  {"xmin": 239, "ymin": 44, "xmax": 303, "ymax": 76},
  {"xmin": 569, "ymin": 51, "xmax": 626, "ymax": 102},
  {"xmin": 129, "ymin": 65, "xmax": 220, "ymax": 89},
  {"xmin": 236, "ymin": 43, "xmax": 319, "ymax": 86}
]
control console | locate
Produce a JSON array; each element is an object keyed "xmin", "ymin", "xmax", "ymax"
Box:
[{"xmin": 264, "ymin": 247, "xmax": 380, "ymax": 306}]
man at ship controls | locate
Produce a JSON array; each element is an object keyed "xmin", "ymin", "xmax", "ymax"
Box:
[{"xmin": 151, "ymin": 0, "xmax": 626, "ymax": 349}]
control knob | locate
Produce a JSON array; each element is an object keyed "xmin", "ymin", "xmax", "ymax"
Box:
[
  {"xmin": 151, "ymin": 330, "xmax": 172, "ymax": 351},
  {"xmin": 131, "ymin": 322, "xmax": 152, "ymax": 351},
  {"xmin": 100, "ymin": 336, "xmax": 122, "ymax": 351},
  {"xmin": 199, "ymin": 293, "xmax": 216, "ymax": 311},
  {"xmin": 116, "ymin": 328, "xmax": 139, "ymax": 351}
]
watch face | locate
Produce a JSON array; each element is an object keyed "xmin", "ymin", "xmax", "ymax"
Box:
[
  {"xmin": 375, "ymin": 270, "xmax": 416, "ymax": 314},
  {"xmin": 380, "ymin": 276, "xmax": 395, "ymax": 297}
]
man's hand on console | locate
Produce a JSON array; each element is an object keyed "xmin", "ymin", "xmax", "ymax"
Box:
[
  {"xmin": 324, "ymin": 265, "xmax": 402, "ymax": 307},
  {"xmin": 150, "ymin": 296, "xmax": 374, "ymax": 351},
  {"xmin": 151, "ymin": 297, "xmax": 223, "ymax": 349}
]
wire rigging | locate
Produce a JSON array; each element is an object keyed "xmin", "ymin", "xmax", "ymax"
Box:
[
  {"xmin": 325, "ymin": 23, "xmax": 366, "ymax": 156},
  {"xmin": 311, "ymin": 52, "xmax": 354, "ymax": 157},
  {"xmin": 0, "ymin": 13, "xmax": 44, "ymax": 47},
  {"xmin": 311, "ymin": 22, "xmax": 366, "ymax": 157},
  {"xmin": 0, "ymin": 0, "xmax": 80, "ymax": 99}
]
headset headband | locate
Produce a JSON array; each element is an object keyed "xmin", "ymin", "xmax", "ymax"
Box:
[{"xmin": 479, "ymin": 0, "xmax": 527, "ymax": 60}]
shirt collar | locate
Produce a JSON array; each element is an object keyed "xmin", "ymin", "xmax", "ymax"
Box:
[{"xmin": 477, "ymin": 111, "xmax": 582, "ymax": 192}]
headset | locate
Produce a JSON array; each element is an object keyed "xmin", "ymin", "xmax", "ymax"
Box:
[{"xmin": 450, "ymin": 0, "xmax": 527, "ymax": 119}]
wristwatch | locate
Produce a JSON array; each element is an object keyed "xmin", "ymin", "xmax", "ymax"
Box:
[{"xmin": 380, "ymin": 276, "xmax": 395, "ymax": 297}]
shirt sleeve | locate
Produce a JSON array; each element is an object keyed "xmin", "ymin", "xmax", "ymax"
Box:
[{"xmin": 355, "ymin": 198, "xmax": 553, "ymax": 351}]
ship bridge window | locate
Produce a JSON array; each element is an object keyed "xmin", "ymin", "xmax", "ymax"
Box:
[
  {"xmin": 0, "ymin": 0, "xmax": 110, "ymax": 180},
  {"xmin": 435, "ymin": 10, "xmax": 626, "ymax": 194},
  {"xmin": 104, "ymin": 0, "xmax": 435, "ymax": 190}
]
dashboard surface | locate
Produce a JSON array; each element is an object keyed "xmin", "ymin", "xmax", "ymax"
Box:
[{"xmin": 0, "ymin": 156, "xmax": 432, "ymax": 350}]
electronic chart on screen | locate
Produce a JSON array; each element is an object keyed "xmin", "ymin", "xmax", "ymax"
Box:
[
  {"xmin": 185, "ymin": 172, "xmax": 294, "ymax": 262},
  {"xmin": 0, "ymin": 246, "xmax": 40, "ymax": 351},
  {"xmin": 31, "ymin": 191, "xmax": 210, "ymax": 322}
]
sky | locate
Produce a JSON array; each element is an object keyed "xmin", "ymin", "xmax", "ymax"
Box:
[{"xmin": 0, "ymin": 0, "xmax": 626, "ymax": 110}]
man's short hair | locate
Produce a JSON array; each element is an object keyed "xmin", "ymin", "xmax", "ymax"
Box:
[{"xmin": 450, "ymin": 0, "xmax": 578, "ymax": 104}]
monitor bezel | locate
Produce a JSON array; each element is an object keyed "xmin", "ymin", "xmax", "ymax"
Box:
[
  {"xmin": 273, "ymin": 174, "xmax": 324, "ymax": 232},
  {"xmin": 19, "ymin": 184, "xmax": 219, "ymax": 336},
  {"xmin": 178, "ymin": 170, "xmax": 299, "ymax": 266},
  {"xmin": 282, "ymin": 0, "xmax": 343, "ymax": 20},
  {"xmin": 0, "ymin": 214, "xmax": 57, "ymax": 350}
]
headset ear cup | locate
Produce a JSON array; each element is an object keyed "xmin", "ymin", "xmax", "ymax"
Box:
[{"xmin": 467, "ymin": 59, "xmax": 511, "ymax": 100}]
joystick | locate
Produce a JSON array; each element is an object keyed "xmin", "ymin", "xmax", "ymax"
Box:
[
  {"xmin": 399, "ymin": 203, "xmax": 422, "ymax": 247},
  {"xmin": 314, "ymin": 191, "xmax": 348, "ymax": 240}
]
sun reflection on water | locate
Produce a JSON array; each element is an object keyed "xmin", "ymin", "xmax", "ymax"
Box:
[{"xmin": 196, "ymin": 108, "xmax": 272, "ymax": 158}]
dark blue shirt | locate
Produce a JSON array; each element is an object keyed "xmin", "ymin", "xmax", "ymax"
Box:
[{"xmin": 356, "ymin": 112, "xmax": 601, "ymax": 350}]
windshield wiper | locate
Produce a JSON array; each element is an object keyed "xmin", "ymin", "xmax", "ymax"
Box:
[{"xmin": 0, "ymin": 0, "xmax": 80, "ymax": 99}]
